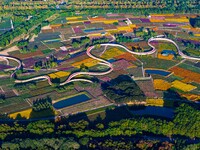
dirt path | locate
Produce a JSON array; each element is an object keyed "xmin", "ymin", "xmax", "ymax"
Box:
[{"xmin": 0, "ymin": 46, "xmax": 19, "ymax": 55}]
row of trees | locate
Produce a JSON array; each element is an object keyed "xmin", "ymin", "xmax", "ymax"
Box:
[
  {"xmin": 115, "ymin": 34, "xmax": 133, "ymax": 43},
  {"xmin": 101, "ymin": 75, "xmax": 146, "ymax": 103},
  {"xmin": 34, "ymin": 55, "xmax": 58, "ymax": 71},
  {"xmin": 0, "ymin": 10, "xmax": 54, "ymax": 47},
  {"xmin": 0, "ymin": 104, "xmax": 199, "ymax": 149},
  {"xmin": 72, "ymin": 37, "xmax": 90, "ymax": 49},
  {"xmin": 0, "ymin": 94, "xmax": 5, "ymax": 103},
  {"xmin": 91, "ymin": 37, "xmax": 109, "ymax": 45},
  {"xmin": 189, "ymin": 16, "xmax": 200, "ymax": 28},
  {"xmin": 32, "ymin": 96, "xmax": 52, "ymax": 112}
]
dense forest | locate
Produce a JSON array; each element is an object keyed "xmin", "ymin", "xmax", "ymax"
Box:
[
  {"xmin": 0, "ymin": 104, "xmax": 199, "ymax": 149},
  {"xmin": 101, "ymin": 75, "xmax": 146, "ymax": 103},
  {"xmin": 190, "ymin": 16, "xmax": 200, "ymax": 28}
]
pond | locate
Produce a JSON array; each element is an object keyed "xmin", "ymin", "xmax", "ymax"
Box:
[
  {"xmin": 161, "ymin": 50, "xmax": 176, "ymax": 56},
  {"xmin": 145, "ymin": 69, "xmax": 171, "ymax": 76},
  {"xmin": 84, "ymin": 28, "xmax": 104, "ymax": 33},
  {"xmin": 130, "ymin": 106, "xmax": 174, "ymax": 119},
  {"xmin": 53, "ymin": 94, "xmax": 90, "ymax": 109}
]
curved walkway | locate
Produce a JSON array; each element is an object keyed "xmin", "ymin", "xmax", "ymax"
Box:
[{"xmin": 1, "ymin": 35, "xmax": 200, "ymax": 85}]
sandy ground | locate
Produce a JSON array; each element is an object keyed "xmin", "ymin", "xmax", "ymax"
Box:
[
  {"xmin": 29, "ymin": 34, "xmax": 38, "ymax": 42},
  {"xmin": 41, "ymin": 25, "xmax": 52, "ymax": 30},
  {"xmin": 0, "ymin": 46, "xmax": 19, "ymax": 55}
]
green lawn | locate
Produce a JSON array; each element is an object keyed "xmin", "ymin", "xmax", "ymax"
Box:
[
  {"xmin": 42, "ymin": 49, "xmax": 55, "ymax": 55},
  {"xmin": 183, "ymin": 48, "xmax": 200, "ymax": 57},
  {"xmin": 137, "ymin": 55, "xmax": 178, "ymax": 70},
  {"xmin": 178, "ymin": 63, "xmax": 200, "ymax": 73}
]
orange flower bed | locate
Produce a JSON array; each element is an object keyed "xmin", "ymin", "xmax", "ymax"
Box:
[
  {"xmin": 153, "ymin": 79, "xmax": 171, "ymax": 91},
  {"xmin": 169, "ymin": 67, "xmax": 200, "ymax": 83},
  {"xmin": 157, "ymin": 53, "xmax": 174, "ymax": 60},
  {"xmin": 89, "ymin": 17, "xmax": 106, "ymax": 22},
  {"xmin": 150, "ymin": 19, "xmax": 165, "ymax": 23},
  {"xmin": 114, "ymin": 52, "xmax": 137, "ymax": 61},
  {"xmin": 150, "ymin": 14, "xmax": 174, "ymax": 17},
  {"xmin": 181, "ymin": 94, "xmax": 200, "ymax": 101}
]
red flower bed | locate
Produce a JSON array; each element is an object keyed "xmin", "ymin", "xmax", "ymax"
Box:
[{"xmin": 115, "ymin": 52, "xmax": 137, "ymax": 61}]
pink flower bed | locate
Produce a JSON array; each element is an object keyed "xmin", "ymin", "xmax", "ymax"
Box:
[
  {"xmin": 100, "ymin": 76, "xmax": 111, "ymax": 82},
  {"xmin": 75, "ymin": 85, "xmax": 103, "ymax": 97},
  {"xmin": 73, "ymin": 27, "xmax": 83, "ymax": 34},
  {"xmin": 140, "ymin": 18, "xmax": 150, "ymax": 23},
  {"xmin": 112, "ymin": 59, "xmax": 131, "ymax": 71},
  {"xmin": 151, "ymin": 16, "xmax": 165, "ymax": 20},
  {"xmin": 107, "ymin": 13, "xmax": 119, "ymax": 17}
]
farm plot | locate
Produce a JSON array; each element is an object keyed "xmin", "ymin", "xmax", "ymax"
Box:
[
  {"xmin": 137, "ymin": 56, "xmax": 177, "ymax": 70},
  {"xmin": 60, "ymin": 96, "xmax": 112, "ymax": 116},
  {"xmin": 72, "ymin": 58, "xmax": 99, "ymax": 68},
  {"xmin": 101, "ymin": 47, "xmax": 125, "ymax": 59},
  {"xmin": 172, "ymin": 80, "xmax": 197, "ymax": 92},
  {"xmin": 153, "ymin": 79, "xmax": 171, "ymax": 91},
  {"xmin": 169, "ymin": 66, "xmax": 200, "ymax": 83},
  {"xmin": 48, "ymin": 71, "xmax": 70, "ymax": 79}
]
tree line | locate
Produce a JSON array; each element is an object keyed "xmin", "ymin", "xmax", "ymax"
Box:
[{"xmin": 0, "ymin": 103, "xmax": 199, "ymax": 149}]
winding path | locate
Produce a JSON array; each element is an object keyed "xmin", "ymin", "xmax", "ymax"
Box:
[{"xmin": 1, "ymin": 35, "xmax": 200, "ymax": 85}]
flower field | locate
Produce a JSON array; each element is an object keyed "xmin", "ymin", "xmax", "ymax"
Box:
[
  {"xmin": 169, "ymin": 67, "xmax": 200, "ymax": 83},
  {"xmin": 181, "ymin": 94, "xmax": 200, "ymax": 101},
  {"xmin": 89, "ymin": 17, "xmax": 107, "ymax": 22},
  {"xmin": 103, "ymin": 20, "xmax": 118, "ymax": 24},
  {"xmin": 172, "ymin": 80, "xmax": 197, "ymax": 92},
  {"xmin": 153, "ymin": 79, "xmax": 171, "ymax": 91},
  {"xmin": 9, "ymin": 108, "xmax": 32, "ymax": 119},
  {"xmin": 164, "ymin": 18, "xmax": 189, "ymax": 23},
  {"xmin": 112, "ymin": 59, "xmax": 131, "ymax": 71},
  {"xmin": 48, "ymin": 71, "xmax": 70, "ymax": 79},
  {"xmin": 101, "ymin": 47, "xmax": 125, "ymax": 59},
  {"xmin": 157, "ymin": 53, "xmax": 174, "ymax": 60},
  {"xmin": 66, "ymin": 16, "xmax": 82, "ymax": 21},
  {"xmin": 114, "ymin": 52, "xmax": 137, "ymax": 61},
  {"xmin": 72, "ymin": 58, "xmax": 99, "ymax": 68},
  {"xmin": 117, "ymin": 26, "xmax": 133, "ymax": 32},
  {"xmin": 194, "ymin": 34, "xmax": 200, "ymax": 37},
  {"xmin": 146, "ymin": 99, "xmax": 164, "ymax": 106}
]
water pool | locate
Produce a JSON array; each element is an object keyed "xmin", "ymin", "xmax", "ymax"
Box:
[
  {"xmin": 131, "ymin": 106, "xmax": 174, "ymax": 119},
  {"xmin": 161, "ymin": 50, "xmax": 176, "ymax": 55},
  {"xmin": 53, "ymin": 94, "xmax": 90, "ymax": 109},
  {"xmin": 145, "ymin": 69, "xmax": 171, "ymax": 76},
  {"xmin": 84, "ymin": 28, "xmax": 103, "ymax": 33}
]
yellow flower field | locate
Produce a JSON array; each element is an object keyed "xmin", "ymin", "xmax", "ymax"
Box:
[
  {"xmin": 101, "ymin": 47, "xmax": 125, "ymax": 59},
  {"xmin": 9, "ymin": 108, "xmax": 32, "ymax": 119},
  {"xmin": 150, "ymin": 14, "xmax": 174, "ymax": 17},
  {"xmin": 72, "ymin": 58, "xmax": 99, "ymax": 68},
  {"xmin": 49, "ymin": 71, "xmax": 70, "ymax": 79},
  {"xmin": 146, "ymin": 99, "xmax": 164, "ymax": 106},
  {"xmin": 194, "ymin": 34, "xmax": 200, "ymax": 37},
  {"xmin": 172, "ymin": 80, "xmax": 197, "ymax": 92},
  {"xmin": 103, "ymin": 20, "xmax": 118, "ymax": 24},
  {"xmin": 117, "ymin": 26, "xmax": 132, "ymax": 32},
  {"xmin": 165, "ymin": 18, "xmax": 189, "ymax": 23},
  {"xmin": 154, "ymin": 79, "xmax": 171, "ymax": 91},
  {"xmin": 150, "ymin": 19, "xmax": 165, "ymax": 23},
  {"xmin": 66, "ymin": 16, "xmax": 82, "ymax": 20},
  {"xmin": 181, "ymin": 94, "xmax": 200, "ymax": 101}
]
